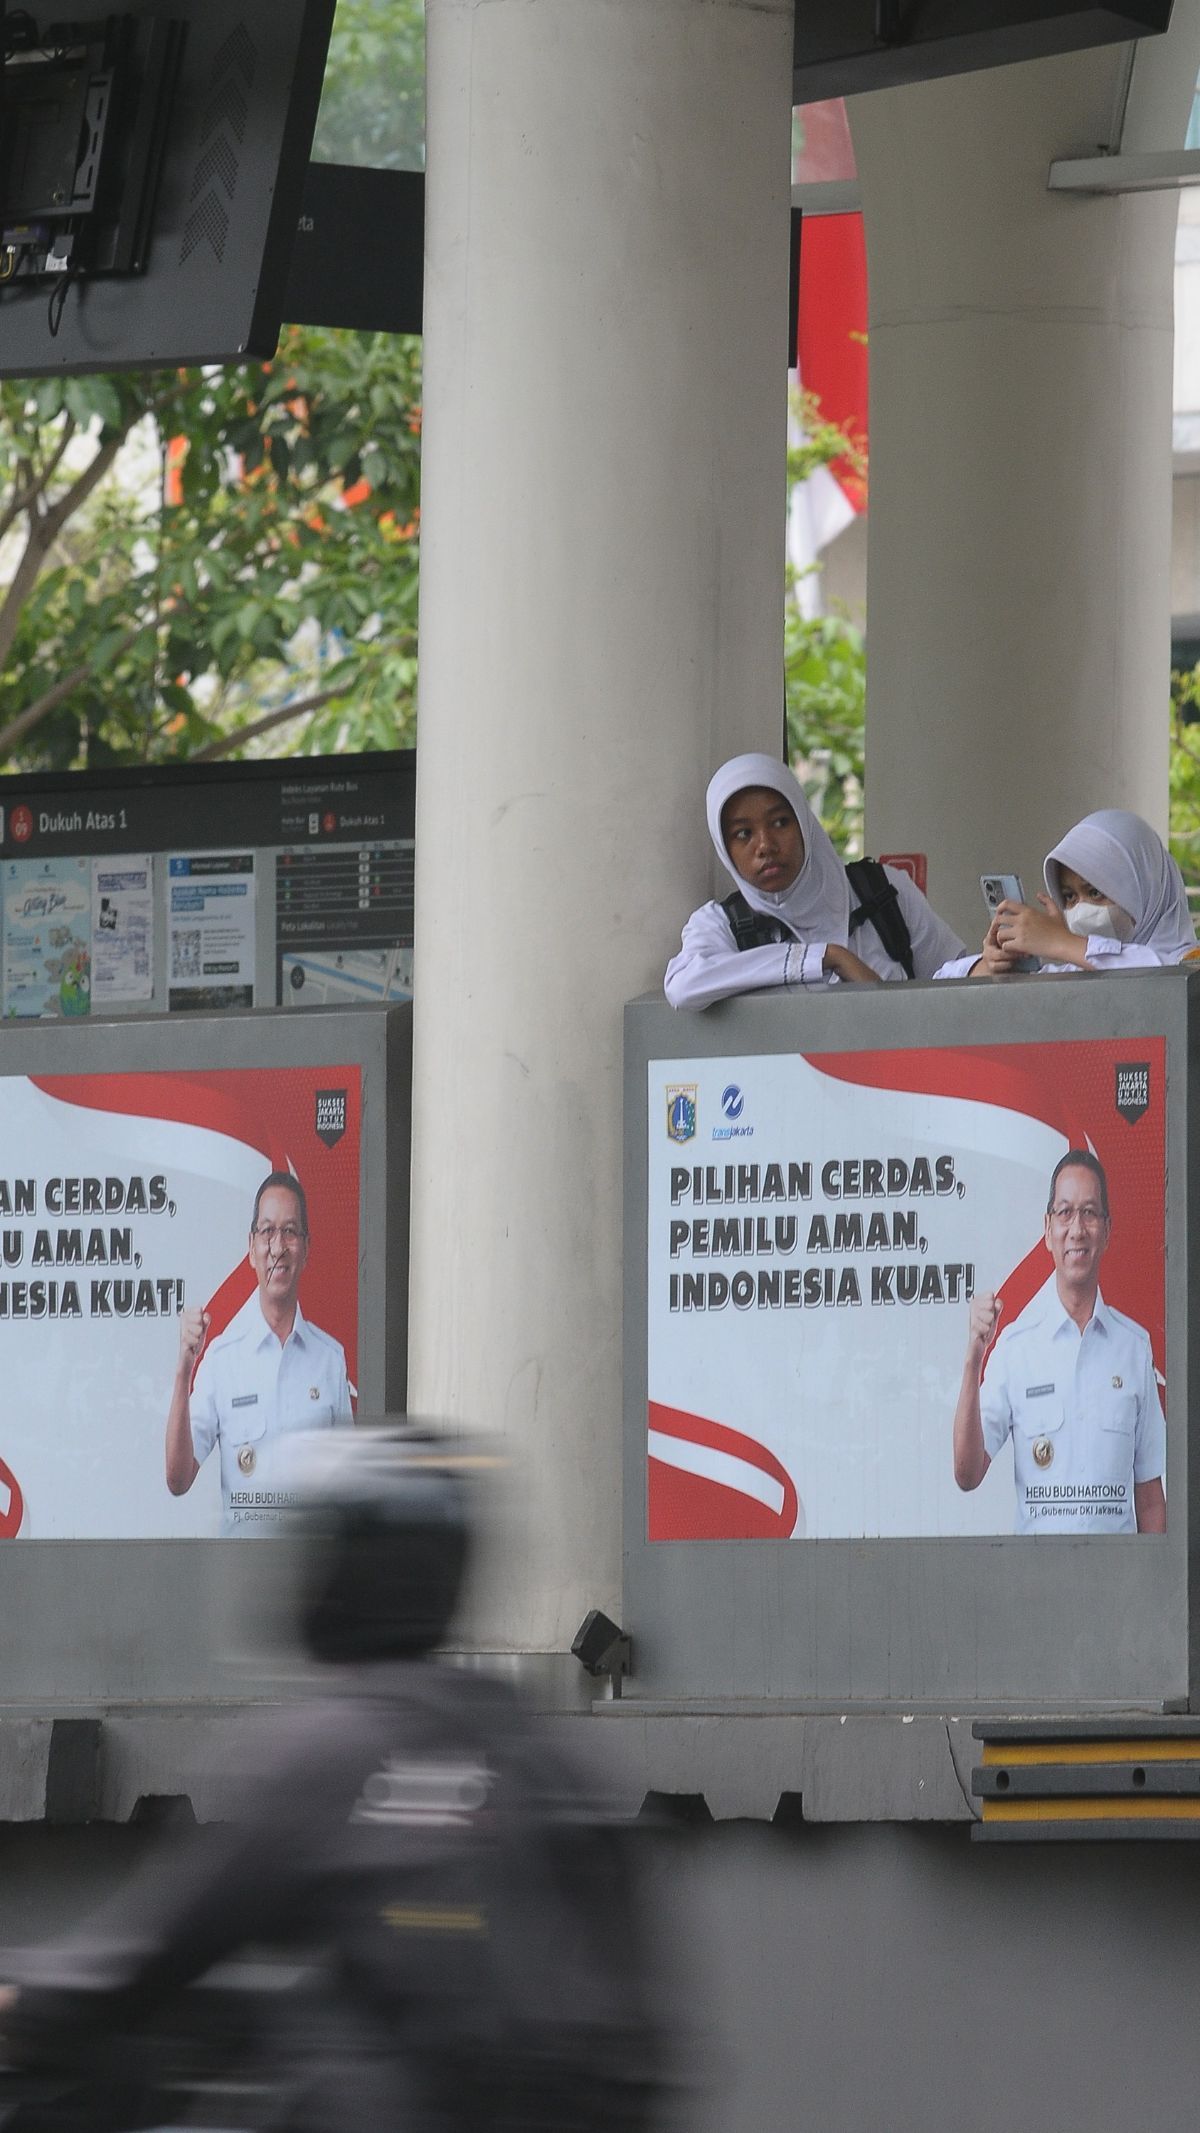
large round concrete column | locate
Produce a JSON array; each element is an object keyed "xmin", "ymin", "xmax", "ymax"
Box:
[
  {"xmin": 849, "ymin": 46, "xmax": 1192, "ymax": 943},
  {"xmin": 412, "ymin": 0, "xmax": 792, "ymax": 1652}
]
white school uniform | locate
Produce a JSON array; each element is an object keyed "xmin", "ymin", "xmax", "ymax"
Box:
[
  {"xmin": 979, "ymin": 1276, "xmax": 1164, "ymax": 1534},
  {"xmin": 664, "ymin": 753, "xmax": 965, "ymax": 1009},
  {"xmin": 935, "ymin": 809, "xmax": 1198, "ymax": 979}
]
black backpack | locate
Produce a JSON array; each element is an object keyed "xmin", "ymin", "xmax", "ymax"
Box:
[{"xmin": 722, "ymin": 856, "xmax": 916, "ymax": 979}]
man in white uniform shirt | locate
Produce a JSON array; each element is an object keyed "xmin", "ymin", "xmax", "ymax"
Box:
[
  {"xmin": 953, "ymin": 1150, "xmax": 1165, "ymax": 1534},
  {"xmin": 166, "ymin": 1171, "xmax": 352, "ymax": 1533}
]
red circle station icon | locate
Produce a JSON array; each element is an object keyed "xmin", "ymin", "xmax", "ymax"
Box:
[
  {"xmin": 322, "ymin": 811, "xmax": 337, "ymax": 833},
  {"xmin": 11, "ymin": 804, "xmax": 32, "ymax": 844}
]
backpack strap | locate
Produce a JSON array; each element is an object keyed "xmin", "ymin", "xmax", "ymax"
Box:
[
  {"xmin": 720, "ymin": 889, "xmax": 795, "ymax": 952},
  {"xmin": 722, "ymin": 868, "xmax": 916, "ymax": 979},
  {"xmin": 845, "ymin": 858, "xmax": 916, "ymax": 979}
]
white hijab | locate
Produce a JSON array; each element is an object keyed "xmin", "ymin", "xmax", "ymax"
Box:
[
  {"xmin": 1043, "ymin": 810, "xmax": 1196, "ymax": 962},
  {"xmin": 705, "ymin": 753, "xmax": 851, "ymax": 943}
]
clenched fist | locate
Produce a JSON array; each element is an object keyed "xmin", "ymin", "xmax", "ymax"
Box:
[
  {"xmin": 177, "ymin": 1306, "xmax": 211, "ymax": 1369},
  {"xmin": 965, "ymin": 1292, "xmax": 1001, "ymax": 1360}
]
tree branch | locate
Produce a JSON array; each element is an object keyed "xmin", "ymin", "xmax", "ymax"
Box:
[
  {"xmin": 41, "ymin": 427, "xmax": 130, "ymax": 542},
  {"xmin": 188, "ymin": 683, "xmax": 350, "ymax": 761},
  {"xmin": 1, "ymin": 377, "xmax": 189, "ymax": 548},
  {"xmin": 0, "ymin": 422, "xmax": 76, "ymax": 543},
  {"xmin": 0, "ymin": 620, "xmax": 146, "ymax": 758},
  {"xmin": 23, "ymin": 382, "xmax": 192, "ymax": 548},
  {"xmin": 0, "ymin": 416, "xmax": 140, "ymax": 669},
  {"xmin": 33, "ymin": 417, "xmax": 81, "ymax": 503},
  {"xmin": 0, "ymin": 379, "xmax": 213, "ymax": 664},
  {"xmin": 0, "ymin": 530, "xmax": 55, "ymax": 673},
  {"xmin": 0, "ymin": 492, "xmax": 25, "ymax": 547},
  {"xmin": 0, "ymin": 454, "xmax": 34, "ymax": 541}
]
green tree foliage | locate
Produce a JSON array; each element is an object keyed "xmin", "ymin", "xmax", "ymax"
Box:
[
  {"xmin": 785, "ymin": 389, "xmax": 867, "ymax": 855},
  {"xmin": 313, "ymin": 0, "xmax": 425, "ymax": 171},
  {"xmin": 0, "ymin": 326, "xmax": 422, "ymax": 773},
  {"xmin": 1169, "ymin": 662, "xmax": 1200, "ymax": 880}
]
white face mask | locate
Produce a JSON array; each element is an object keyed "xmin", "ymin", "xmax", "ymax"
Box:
[{"xmin": 1064, "ymin": 900, "xmax": 1136, "ymax": 943}]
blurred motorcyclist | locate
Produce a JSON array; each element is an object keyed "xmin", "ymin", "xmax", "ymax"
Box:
[{"xmin": 0, "ymin": 1428, "xmax": 665, "ymax": 2132}]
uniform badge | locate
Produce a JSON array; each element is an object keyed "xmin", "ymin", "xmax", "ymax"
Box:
[
  {"xmin": 1032, "ymin": 1437, "xmax": 1054, "ymax": 1470},
  {"xmin": 309, "ymin": 1385, "xmax": 320, "ymax": 1401},
  {"xmin": 237, "ymin": 1445, "xmax": 257, "ymax": 1476},
  {"xmin": 1112, "ymin": 1375, "xmax": 1122, "ymax": 1390},
  {"xmin": 666, "ymin": 1085, "xmax": 697, "ymax": 1145}
]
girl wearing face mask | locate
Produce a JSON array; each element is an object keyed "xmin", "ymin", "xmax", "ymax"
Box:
[{"xmin": 935, "ymin": 810, "xmax": 1198, "ymax": 978}]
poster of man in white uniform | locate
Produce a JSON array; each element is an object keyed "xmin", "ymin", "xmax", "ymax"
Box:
[
  {"xmin": 952, "ymin": 1149, "xmax": 1165, "ymax": 1534},
  {"xmin": 646, "ymin": 1037, "xmax": 1166, "ymax": 1541},
  {"xmin": 166, "ymin": 1170, "xmax": 353, "ymax": 1534},
  {"xmin": 0, "ymin": 1064, "xmax": 361, "ymax": 1540}
]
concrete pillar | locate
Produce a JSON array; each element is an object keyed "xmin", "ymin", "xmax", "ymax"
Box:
[
  {"xmin": 412, "ymin": 0, "xmax": 793, "ymax": 1651},
  {"xmin": 849, "ymin": 44, "xmax": 1193, "ymax": 943}
]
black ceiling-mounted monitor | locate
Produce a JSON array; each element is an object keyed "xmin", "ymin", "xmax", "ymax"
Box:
[
  {"xmin": 791, "ymin": 0, "xmax": 1176, "ymax": 100},
  {"xmin": 0, "ymin": 0, "xmax": 335, "ymax": 376}
]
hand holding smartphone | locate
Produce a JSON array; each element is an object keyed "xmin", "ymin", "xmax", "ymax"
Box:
[{"xmin": 979, "ymin": 874, "xmax": 1039, "ymax": 973}]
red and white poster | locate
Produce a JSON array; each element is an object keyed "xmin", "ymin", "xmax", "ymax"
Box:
[
  {"xmin": 0, "ymin": 1066, "xmax": 360, "ymax": 1538},
  {"xmin": 648, "ymin": 1040, "xmax": 1166, "ymax": 1540}
]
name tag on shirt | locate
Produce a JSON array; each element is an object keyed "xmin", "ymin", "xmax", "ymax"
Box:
[
  {"xmin": 231, "ymin": 1393, "xmax": 259, "ymax": 1409},
  {"xmin": 1025, "ymin": 1384, "xmax": 1055, "ymax": 1399}
]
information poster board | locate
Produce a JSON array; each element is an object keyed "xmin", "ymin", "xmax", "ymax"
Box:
[
  {"xmin": 0, "ymin": 1064, "xmax": 361, "ymax": 1538},
  {"xmin": 3, "ymin": 856, "xmax": 91, "ymax": 1018},
  {"xmin": 0, "ymin": 754, "xmax": 413, "ymax": 1019},
  {"xmin": 647, "ymin": 1038, "xmax": 1166, "ymax": 1541}
]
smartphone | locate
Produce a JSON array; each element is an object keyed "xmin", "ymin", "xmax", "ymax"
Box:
[
  {"xmin": 981, "ymin": 872, "xmax": 1025, "ymax": 914},
  {"xmin": 980, "ymin": 874, "xmax": 1038, "ymax": 972}
]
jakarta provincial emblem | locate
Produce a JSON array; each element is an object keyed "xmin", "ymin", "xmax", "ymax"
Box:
[
  {"xmin": 1032, "ymin": 1437, "xmax": 1054, "ymax": 1470},
  {"xmin": 666, "ymin": 1085, "xmax": 697, "ymax": 1145}
]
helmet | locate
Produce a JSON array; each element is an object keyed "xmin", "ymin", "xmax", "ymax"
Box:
[{"xmin": 296, "ymin": 1424, "xmax": 473, "ymax": 1662}]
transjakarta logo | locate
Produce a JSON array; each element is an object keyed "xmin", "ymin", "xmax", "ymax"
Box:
[
  {"xmin": 10, "ymin": 804, "xmax": 32, "ymax": 844},
  {"xmin": 713, "ymin": 1082, "xmax": 753, "ymax": 1142}
]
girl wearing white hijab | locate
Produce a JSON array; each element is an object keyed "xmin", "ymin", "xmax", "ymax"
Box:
[
  {"xmin": 664, "ymin": 752, "xmax": 966, "ymax": 1009},
  {"xmin": 934, "ymin": 809, "xmax": 1198, "ymax": 979}
]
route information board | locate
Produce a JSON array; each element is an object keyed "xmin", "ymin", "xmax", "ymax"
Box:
[{"xmin": 0, "ymin": 754, "xmax": 414, "ymax": 1020}]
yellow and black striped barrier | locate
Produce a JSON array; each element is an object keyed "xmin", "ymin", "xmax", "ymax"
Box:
[{"xmin": 972, "ymin": 1720, "xmax": 1200, "ymax": 1840}]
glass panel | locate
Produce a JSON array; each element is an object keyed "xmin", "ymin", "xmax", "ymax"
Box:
[
  {"xmin": 313, "ymin": 0, "xmax": 426, "ymax": 172},
  {"xmin": 792, "ymin": 99, "xmax": 857, "ymax": 186},
  {"xmin": 0, "ymin": 325, "xmax": 422, "ymax": 775}
]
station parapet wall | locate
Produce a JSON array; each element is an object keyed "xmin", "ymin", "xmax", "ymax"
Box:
[
  {"xmin": 0, "ymin": 1006, "xmax": 410, "ymax": 1717},
  {"xmin": 2, "ymin": 980, "xmax": 1198, "ymax": 1831},
  {"xmin": 624, "ymin": 974, "xmax": 1198, "ymax": 1716}
]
